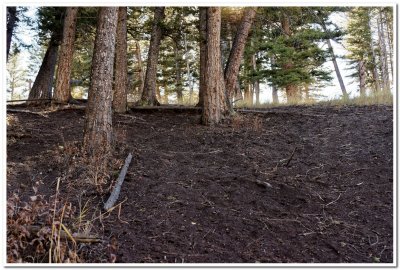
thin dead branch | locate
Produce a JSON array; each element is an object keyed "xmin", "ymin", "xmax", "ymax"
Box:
[{"xmin": 104, "ymin": 153, "xmax": 133, "ymax": 210}]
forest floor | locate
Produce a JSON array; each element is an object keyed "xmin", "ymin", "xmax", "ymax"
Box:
[{"xmin": 6, "ymin": 103, "xmax": 393, "ymax": 263}]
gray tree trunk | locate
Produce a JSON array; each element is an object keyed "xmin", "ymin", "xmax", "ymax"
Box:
[
  {"xmin": 272, "ymin": 86, "xmax": 279, "ymax": 103},
  {"xmin": 383, "ymin": 11, "xmax": 393, "ymax": 76},
  {"xmin": 325, "ymin": 37, "xmax": 348, "ymax": 98},
  {"xmin": 377, "ymin": 11, "xmax": 390, "ymax": 92}
]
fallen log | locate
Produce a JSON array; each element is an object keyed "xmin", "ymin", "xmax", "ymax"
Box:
[{"xmin": 104, "ymin": 153, "xmax": 133, "ymax": 211}]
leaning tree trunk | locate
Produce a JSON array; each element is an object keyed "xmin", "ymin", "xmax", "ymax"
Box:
[
  {"xmin": 202, "ymin": 7, "xmax": 225, "ymax": 126},
  {"xmin": 7, "ymin": 7, "xmax": 17, "ymax": 62},
  {"xmin": 322, "ymin": 20, "xmax": 348, "ymax": 98},
  {"xmin": 326, "ymin": 37, "xmax": 348, "ymax": 98},
  {"xmin": 196, "ymin": 7, "xmax": 207, "ymax": 107},
  {"xmin": 113, "ymin": 7, "xmax": 128, "ymax": 113},
  {"xmin": 224, "ymin": 7, "xmax": 257, "ymax": 111},
  {"xmin": 141, "ymin": 7, "xmax": 165, "ymax": 106},
  {"xmin": 28, "ymin": 36, "xmax": 60, "ymax": 102},
  {"xmin": 54, "ymin": 7, "xmax": 79, "ymax": 104},
  {"xmin": 83, "ymin": 7, "xmax": 118, "ymax": 164}
]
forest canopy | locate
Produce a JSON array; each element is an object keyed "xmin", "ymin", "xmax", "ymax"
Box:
[{"xmin": 6, "ymin": 6, "xmax": 393, "ymax": 105}]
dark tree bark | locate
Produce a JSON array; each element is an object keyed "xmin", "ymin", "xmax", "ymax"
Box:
[
  {"xmin": 54, "ymin": 7, "xmax": 79, "ymax": 104},
  {"xmin": 83, "ymin": 7, "xmax": 118, "ymax": 160},
  {"xmin": 224, "ymin": 7, "xmax": 257, "ymax": 110},
  {"xmin": 28, "ymin": 35, "xmax": 60, "ymax": 101},
  {"xmin": 202, "ymin": 7, "xmax": 225, "ymax": 125},
  {"xmin": 141, "ymin": 7, "xmax": 165, "ymax": 106},
  {"xmin": 281, "ymin": 13, "xmax": 298, "ymax": 103},
  {"xmin": 113, "ymin": 7, "xmax": 128, "ymax": 113},
  {"xmin": 7, "ymin": 7, "xmax": 17, "ymax": 62},
  {"xmin": 196, "ymin": 7, "xmax": 207, "ymax": 107},
  {"xmin": 174, "ymin": 42, "xmax": 183, "ymax": 103}
]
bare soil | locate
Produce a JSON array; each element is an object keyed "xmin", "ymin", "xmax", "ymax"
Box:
[{"xmin": 6, "ymin": 104, "xmax": 393, "ymax": 263}]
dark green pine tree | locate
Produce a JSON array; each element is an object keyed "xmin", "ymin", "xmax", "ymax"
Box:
[
  {"xmin": 346, "ymin": 7, "xmax": 380, "ymax": 96},
  {"xmin": 258, "ymin": 7, "xmax": 332, "ymax": 103}
]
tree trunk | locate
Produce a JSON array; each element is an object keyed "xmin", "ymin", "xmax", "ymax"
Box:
[
  {"xmin": 304, "ymin": 84, "xmax": 310, "ymax": 100},
  {"xmin": 384, "ymin": 11, "xmax": 393, "ymax": 76},
  {"xmin": 135, "ymin": 40, "xmax": 145, "ymax": 96},
  {"xmin": 234, "ymin": 80, "xmax": 242, "ymax": 102},
  {"xmin": 251, "ymin": 52, "xmax": 260, "ymax": 105},
  {"xmin": 184, "ymin": 33, "xmax": 193, "ymax": 104},
  {"xmin": 367, "ymin": 12, "xmax": 381, "ymax": 92},
  {"xmin": 254, "ymin": 80, "xmax": 260, "ymax": 105},
  {"xmin": 113, "ymin": 7, "xmax": 128, "ymax": 113},
  {"xmin": 196, "ymin": 7, "xmax": 207, "ymax": 107},
  {"xmin": 202, "ymin": 7, "xmax": 225, "ymax": 125},
  {"xmin": 377, "ymin": 11, "xmax": 390, "ymax": 92},
  {"xmin": 7, "ymin": 7, "xmax": 17, "ymax": 62},
  {"xmin": 174, "ymin": 42, "xmax": 183, "ymax": 103},
  {"xmin": 281, "ymin": 13, "xmax": 297, "ymax": 103},
  {"xmin": 163, "ymin": 82, "xmax": 169, "ymax": 104},
  {"xmin": 141, "ymin": 7, "xmax": 165, "ymax": 106},
  {"xmin": 28, "ymin": 36, "xmax": 60, "ymax": 101},
  {"xmin": 83, "ymin": 7, "xmax": 118, "ymax": 161},
  {"xmin": 244, "ymin": 83, "xmax": 253, "ymax": 105},
  {"xmin": 326, "ymin": 38, "xmax": 348, "ymax": 98},
  {"xmin": 224, "ymin": 7, "xmax": 257, "ymax": 111},
  {"xmin": 270, "ymin": 56, "xmax": 279, "ymax": 103},
  {"xmin": 286, "ymin": 85, "xmax": 297, "ymax": 103},
  {"xmin": 54, "ymin": 7, "xmax": 78, "ymax": 104},
  {"xmin": 272, "ymin": 86, "xmax": 279, "ymax": 103},
  {"xmin": 359, "ymin": 60, "xmax": 367, "ymax": 96}
]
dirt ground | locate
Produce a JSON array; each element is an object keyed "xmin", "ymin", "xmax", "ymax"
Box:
[{"xmin": 6, "ymin": 103, "xmax": 393, "ymax": 263}]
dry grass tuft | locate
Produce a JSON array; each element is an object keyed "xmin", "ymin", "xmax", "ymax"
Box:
[{"xmin": 7, "ymin": 180, "xmax": 83, "ymax": 263}]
